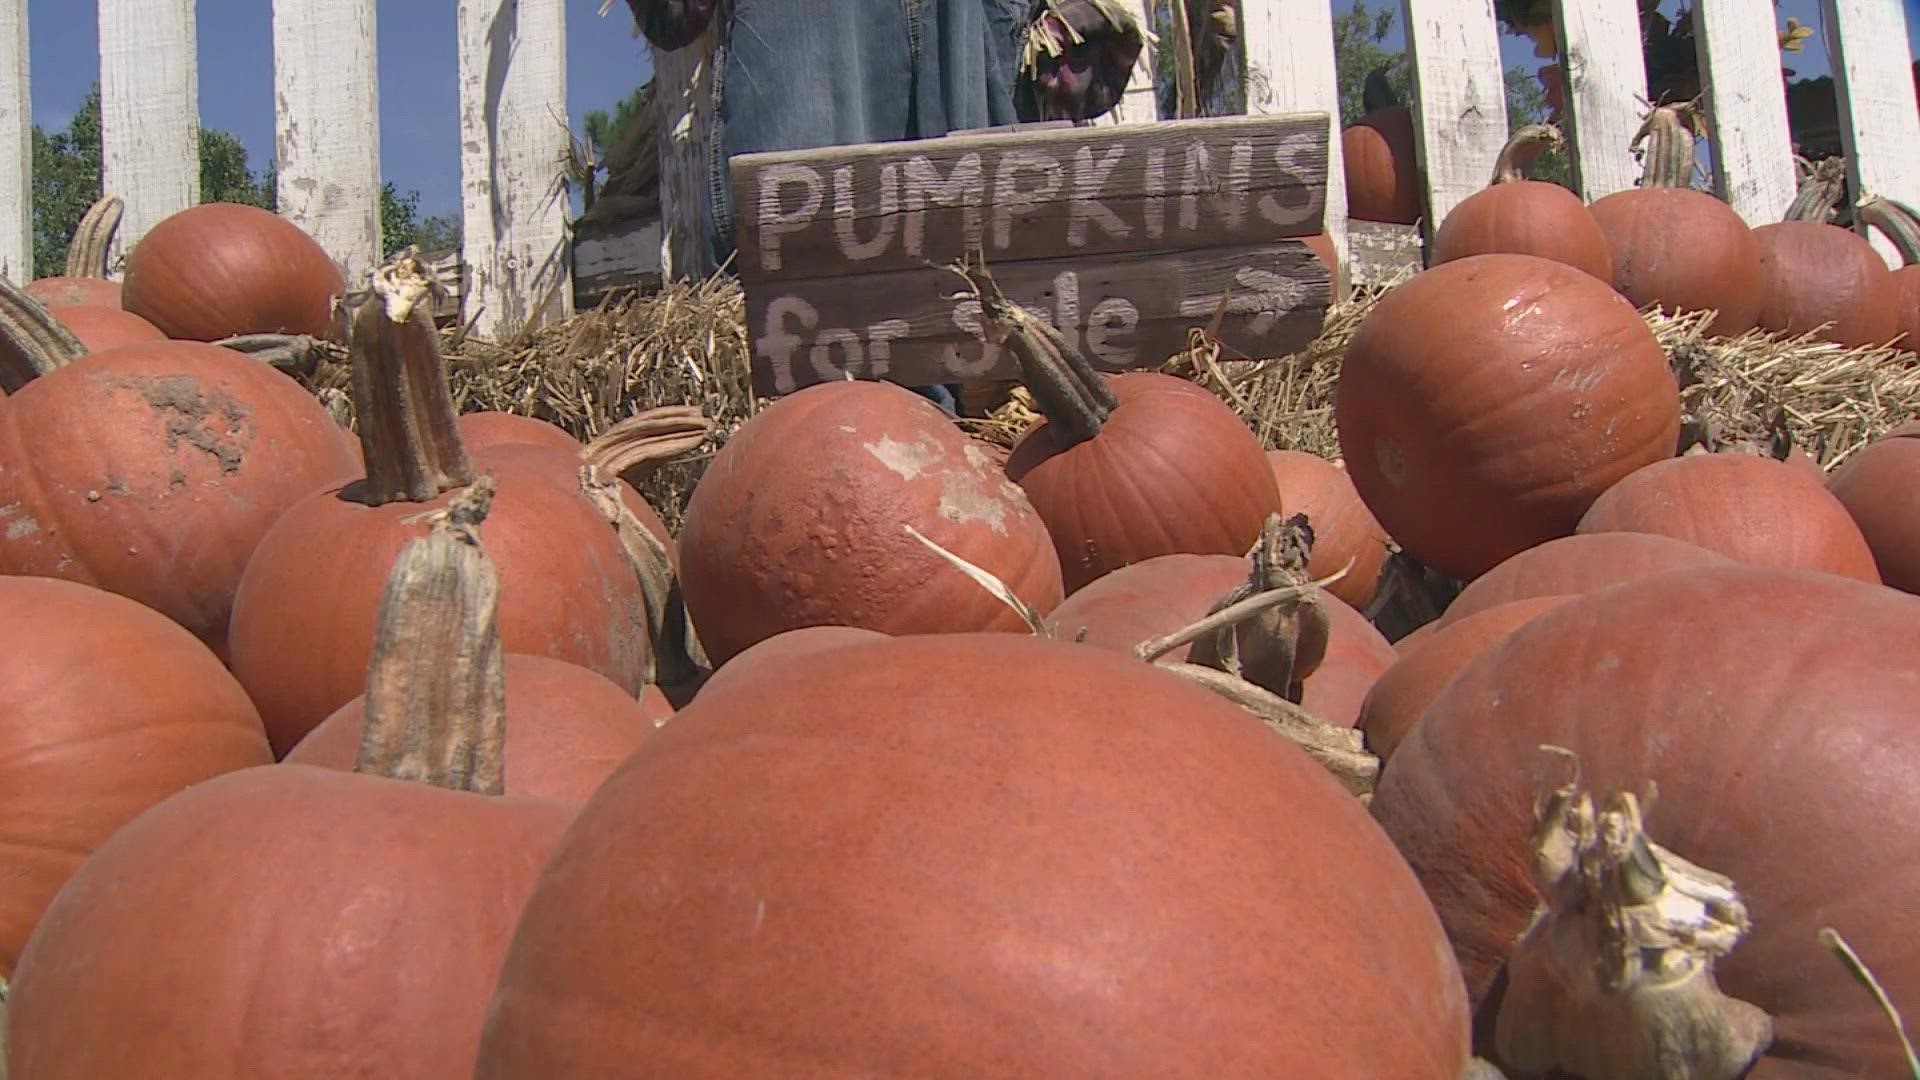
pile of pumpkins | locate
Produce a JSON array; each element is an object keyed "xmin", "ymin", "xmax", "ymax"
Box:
[{"xmin": 4, "ymin": 95, "xmax": 1920, "ymax": 1078}]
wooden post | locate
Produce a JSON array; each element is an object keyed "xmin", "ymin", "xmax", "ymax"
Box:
[
  {"xmin": 0, "ymin": 0, "xmax": 28, "ymax": 281},
  {"xmin": 272, "ymin": 0, "xmax": 382, "ymax": 285},
  {"xmin": 457, "ymin": 0, "xmax": 573, "ymax": 341},
  {"xmin": 1102, "ymin": 0, "xmax": 1160, "ymax": 125},
  {"xmin": 1551, "ymin": 0, "xmax": 1650, "ymax": 200},
  {"xmin": 1820, "ymin": 0, "xmax": 1920, "ymax": 267},
  {"xmin": 1691, "ymin": 0, "xmax": 1796, "ymax": 225},
  {"xmin": 651, "ymin": 30, "xmax": 720, "ymax": 283},
  {"xmin": 1398, "ymin": 0, "xmax": 1510, "ymax": 237},
  {"xmin": 1238, "ymin": 0, "xmax": 1348, "ymax": 299},
  {"xmin": 99, "ymin": 0, "xmax": 200, "ymax": 272}
]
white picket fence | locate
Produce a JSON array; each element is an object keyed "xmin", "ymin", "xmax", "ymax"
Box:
[{"xmin": 2, "ymin": 0, "xmax": 1916, "ymax": 341}]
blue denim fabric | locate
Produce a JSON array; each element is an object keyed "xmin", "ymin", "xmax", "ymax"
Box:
[{"xmin": 704, "ymin": 1, "xmax": 1028, "ymax": 407}]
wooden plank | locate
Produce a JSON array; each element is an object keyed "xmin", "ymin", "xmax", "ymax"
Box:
[
  {"xmin": 456, "ymin": 0, "xmax": 573, "ymax": 342},
  {"xmin": 272, "ymin": 0, "xmax": 382, "ymax": 285},
  {"xmin": 572, "ymin": 212, "xmax": 662, "ymax": 306},
  {"xmin": 1691, "ymin": 0, "xmax": 1797, "ymax": 225},
  {"xmin": 1397, "ymin": 0, "xmax": 1509, "ymax": 233},
  {"xmin": 1346, "ymin": 220, "xmax": 1423, "ymax": 285},
  {"xmin": 1101, "ymin": 0, "xmax": 1160, "ymax": 125},
  {"xmin": 1551, "ymin": 0, "xmax": 1650, "ymax": 199},
  {"xmin": 0, "ymin": 0, "xmax": 28, "ymax": 280},
  {"xmin": 99, "ymin": 0, "xmax": 200, "ymax": 271},
  {"xmin": 1238, "ymin": 0, "xmax": 1349, "ymax": 300},
  {"xmin": 650, "ymin": 24, "xmax": 720, "ymax": 282},
  {"xmin": 746, "ymin": 240, "xmax": 1330, "ymax": 396},
  {"xmin": 1821, "ymin": 0, "xmax": 1920, "ymax": 267},
  {"xmin": 730, "ymin": 112, "xmax": 1329, "ymax": 284}
]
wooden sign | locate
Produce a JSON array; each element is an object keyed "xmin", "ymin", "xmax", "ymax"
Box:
[{"xmin": 730, "ymin": 112, "xmax": 1333, "ymax": 396}]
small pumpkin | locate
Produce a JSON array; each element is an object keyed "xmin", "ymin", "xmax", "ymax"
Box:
[
  {"xmin": 1436, "ymin": 531, "xmax": 1730, "ymax": 628},
  {"xmin": 1299, "ymin": 595, "xmax": 1398, "ymax": 729},
  {"xmin": 122, "ymin": 202, "xmax": 347, "ymax": 342},
  {"xmin": 1750, "ymin": 160, "xmax": 1899, "ymax": 347},
  {"xmin": 1576, "ymin": 451, "xmax": 1879, "ymax": 583},
  {"xmin": 474, "ymin": 633, "xmax": 1471, "ymax": 1076},
  {"xmin": 1343, "ymin": 103, "xmax": 1422, "ymax": 225},
  {"xmin": 1825, "ymin": 420, "xmax": 1920, "ymax": 594},
  {"xmin": 1587, "ymin": 103, "xmax": 1764, "ymax": 336},
  {"xmin": 45, "ymin": 304, "xmax": 165, "ymax": 351},
  {"xmin": 1430, "ymin": 125, "xmax": 1613, "ymax": 282},
  {"xmin": 1335, "ymin": 253, "xmax": 1681, "ymax": 580},
  {"xmin": 1265, "ymin": 449, "xmax": 1390, "ymax": 609},
  {"xmin": 22, "ymin": 195, "xmax": 125, "ymax": 310},
  {"xmin": 1856, "ymin": 194, "xmax": 1920, "ymax": 354},
  {"xmin": 5, "ymin": 486, "xmax": 574, "ymax": 1080}
]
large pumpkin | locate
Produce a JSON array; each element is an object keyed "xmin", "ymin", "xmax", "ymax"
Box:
[
  {"xmin": 121, "ymin": 202, "xmax": 346, "ymax": 341},
  {"xmin": 0, "ymin": 576, "xmax": 271, "ymax": 975},
  {"xmin": 1436, "ymin": 530, "xmax": 1730, "ymax": 628},
  {"xmin": 697, "ymin": 625, "xmax": 890, "ymax": 698},
  {"xmin": 457, "ymin": 411, "xmax": 582, "ymax": 455},
  {"xmin": 1265, "ymin": 449, "xmax": 1390, "ymax": 609},
  {"xmin": 1587, "ymin": 104, "xmax": 1764, "ymax": 336},
  {"xmin": 678, "ymin": 379, "xmax": 1064, "ymax": 665},
  {"xmin": 474, "ymin": 634, "xmax": 1471, "ymax": 1077},
  {"xmin": 227, "ymin": 254, "xmax": 651, "ymax": 755},
  {"xmin": 0, "ymin": 295, "xmax": 362, "ymax": 655},
  {"xmin": 1576, "ymin": 451, "xmax": 1879, "ymax": 583},
  {"xmin": 5, "ymin": 490, "xmax": 574, "ymax": 1080},
  {"xmin": 1429, "ymin": 125, "xmax": 1613, "ymax": 282},
  {"xmin": 1826, "ymin": 420, "xmax": 1920, "ymax": 594},
  {"xmin": 1335, "ymin": 253, "xmax": 1681, "ymax": 580},
  {"xmin": 1343, "ymin": 103, "xmax": 1422, "ymax": 225},
  {"xmin": 1372, "ymin": 565, "xmax": 1920, "ymax": 1077}
]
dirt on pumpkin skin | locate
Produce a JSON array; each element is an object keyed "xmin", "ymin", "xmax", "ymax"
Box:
[{"xmin": 100, "ymin": 372, "xmax": 256, "ymax": 477}]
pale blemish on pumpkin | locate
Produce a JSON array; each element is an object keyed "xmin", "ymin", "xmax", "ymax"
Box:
[
  {"xmin": 864, "ymin": 434, "xmax": 945, "ymax": 481},
  {"xmin": 0, "ymin": 501, "xmax": 39, "ymax": 540},
  {"xmin": 936, "ymin": 469, "xmax": 1013, "ymax": 535},
  {"xmin": 1376, "ymin": 439, "xmax": 1408, "ymax": 489}
]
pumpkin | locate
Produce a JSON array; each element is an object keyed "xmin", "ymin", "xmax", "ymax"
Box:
[
  {"xmin": 1359, "ymin": 595, "xmax": 1572, "ymax": 763},
  {"xmin": 1373, "ymin": 565, "xmax": 1920, "ymax": 1077},
  {"xmin": 1265, "ymin": 449, "xmax": 1389, "ymax": 609},
  {"xmin": 1393, "ymin": 619, "xmax": 1439, "ymax": 654},
  {"xmin": 1299, "ymin": 594, "xmax": 1398, "ymax": 729},
  {"xmin": 286, "ymin": 654, "xmax": 665, "ymax": 805},
  {"xmin": 1343, "ymin": 104, "xmax": 1422, "ymax": 225},
  {"xmin": 697, "ymin": 625, "xmax": 890, "ymax": 698},
  {"xmin": 5, "ymin": 488, "xmax": 573, "ymax": 1080},
  {"xmin": 1335, "ymin": 253, "xmax": 1681, "ymax": 580},
  {"xmin": 23, "ymin": 278, "xmax": 119, "ymax": 309},
  {"xmin": 21, "ymin": 195, "xmax": 123, "ymax": 311},
  {"xmin": 1430, "ymin": 125, "xmax": 1613, "ymax": 282},
  {"xmin": 1750, "ymin": 163, "xmax": 1898, "ymax": 347},
  {"xmin": 45, "ymin": 304, "xmax": 165, "ymax": 351},
  {"xmin": 0, "ymin": 280, "xmax": 362, "ymax": 656},
  {"xmin": 121, "ymin": 202, "xmax": 346, "ymax": 342},
  {"xmin": 0, "ymin": 576, "xmax": 271, "ymax": 976},
  {"xmin": 1437, "ymin": 530, "xmax": 1730, "ymax": 628},
  {"xmin": 1045, "ymin": 552, "xmax": 1250, "ymax": 658},
  {"xmin": 227, "ymin": 253, "xmax": 651, "ymax": 756},
  {"xmin": 473, "ymin": 633, "xmax": 1471, "ymax": 1077},
  {"xmin": 1826, "ymin": 420, "xmax": 1920, "ymax": 594},
  {"xmin": 458, "ymin": 410, "xmax": 582, "ymax": 455},
  {"xmin": 958, "ymin": 267, "xmax": 1279, "ymax": 593},
  {"xmin": 1576, "ymin": 451, "xmax": 1879, "ymax": 582},
  {"xmin": 1587, "ymin": 104, "xmax": 1764, "ymax": 336},
  {"xmin": 1857, "ymin": 195, "xmax": 1920, "ymax": 354},
  {"xmin": 677, "ymin": 378, "xmax": 1064, "ymax": 665}
]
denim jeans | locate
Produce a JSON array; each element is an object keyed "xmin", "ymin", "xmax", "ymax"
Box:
[{"xmin": 704, "ymin": 1, "xmax": 1030, "ymax": 411}]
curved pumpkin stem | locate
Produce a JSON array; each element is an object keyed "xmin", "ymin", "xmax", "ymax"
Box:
[
  {"xmin": 0, "ymin": 274, "xmax": 86, "ymax": 394},
  {"xmin": 64, "ymin": 194, "xmax": 124, "ymax": 279},
  {"xmin": 581, "ymin": 405, "xmax": 714, "ymax": 488},
  {"xmin": 214, "ymin": 333, "xmax": 336, "ymax": 378},
  {"xmin": 1185, "ymin": 513, "xmax": 1332, "ymax": 702},
  {"xmin": 348, "ymin": 250, "xmax": 477, "ymax": 506},
  {"xmin": 1159, "ymin": 663, "xmax": 1377, "ymax": 798},
  {"xmin": 1494, "ymin": 748, "xmax": 1773, "ymax": 1080},
  {"xmin": 951, "ymin": 256, "xmax": 1117, "ymax": 445},
  {"xmin": 1856, "ymin": 194, "xmax": 1920, "ymax": 269},
  {"xmin": 1491, "ymin": 124, "xmax": 1564, "ymax": 186},
  {"xmin": 353, "ymin": 477, "xmax": 508, "ymax": 796},
  {"xmin": 1785, "ymin": 156, "xmax": 1848, "ymax": 224},
  {"xmin": 1632, "ymin": 102, "xmax": 1706, "ymax": 190}
]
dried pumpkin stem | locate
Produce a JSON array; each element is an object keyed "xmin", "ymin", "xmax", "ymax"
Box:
[
  {"xmin": 1162, "ymin": 662, "xmax": 1378, "ymax": 798},
  {"xmin": 905, "ymin": 524, "xmax": 1051, "ymax": 634},
  {"xmin": 581, "ymin": 405, "xmax": 714, "ymax": 487},
  {"xmin": 215, "ymin": 333, "xmax": 336, "ymax": 378},
  {"xmin": 1633, "ymin": 103, "xmax": 1705, "ymax": 190},
  {"xmin": 1188, "ymin": 513, "xmax": 1334, "ymax": 701},
  {"xmin": 1491, "ymin": 124, "xmax": 1564, "ymax": 185},
  {"xmin": 580, "ymin": 463, "xmax": 696, "ymax": 688},
  {"xmin": 348, "ymin": 250, "xmax": 477, "ymax": 505},
  {"xmin": 353, "ymin": 477, "xmax": 507, "ymax": 796},
  {"xmin": 1785, "ymin": 156, "xmax": 1848, "ymax": 224},
  {"xmin": 1134, "ymin": 555, "xmax": 1351, "ymax": 665},
  {"xmin": 1494, "ymin": 747, "xmax": 1773, "ymax": 1080},
  {"xmin": 64, "ymin": 194, "xmax": 124, "ymax": 279},
  {"xmin": 0, "ymin": 273, "xmax": 86, "ymax": 394},
  {"xmin": 952, "ymin": 258, "xmax": 1116, "ymax": 445},
  {"xmin": 1856, "ymin": 195, "xmax": 1920, "ymax": 269},
  {"xmin": 1820, "ymin": 927, "xmax": 1920, "ymax": 1077}
]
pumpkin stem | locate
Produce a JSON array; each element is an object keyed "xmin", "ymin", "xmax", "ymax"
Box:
[
  {"xmin": 1632, "ymin": 102, "xmax": 1705, "ymax": 190},
  {"xmin": 1855, "ymin": 194, "xmax": 1920, "ymax": 268},
  {"xmin": 0, "ymin": 273, "xmax": 87, "ymax": 394},
  {"xmin": 1135, "ymin": 538, "xmax": 1351, "ymax": 666},
  {"xmin": 950, "ymin": 255, "xmax": 1117, "ymax": 445},
  {"xmin": 1785, "ymin": 156, "xmax": 1848, "ymax": 224},
  {"xmin": 1820, "ymin": 927, "xmax": 1920, "ymax": 1077},
  {"xmin": 581, "ymin": 405, "xmax": 714, "ymax": 488},
  {"xmin": 1494, "ymin": 747, "xmax": 1773, "ymax": 1080},
  {"xmin": 580, "ymin": 462, "xmax": 691, "ymax": 688},
  {"xmin": 904, "ymin": 524, "xmax": 1053, "ymax": 635},
  {"xmin": 64, "ymin": 194, "xmax": 125, "ymax": 279},
  {"xmin": 1186, "ymin": 513, "xmax": 1334, "ymax": 702},
  {"xmin": 348, "ymin": 250, "xmax": 477, "ymax": 506},
  {"xmin": 215, "ymin": 332, "xmax": 335, "ymax": 378},
  {"xmin": 352, "ymin": 476, "xmax": 508, "ymax": 796},
  {"xmin": 1159, "ymin": 662, "xmax": 1378, "ymax": 799},
  {"xmin": 1491, "ymin": 124, "xmax": 1564, "ymax": 185}
]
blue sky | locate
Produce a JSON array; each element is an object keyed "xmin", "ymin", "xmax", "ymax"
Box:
[{"xmin": 22, "ymin": 0, "xmax": 1910, "ymax": 219}]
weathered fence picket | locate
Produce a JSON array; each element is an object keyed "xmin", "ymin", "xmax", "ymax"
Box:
[
  {"xmin": 1551, "ymin": 0, "xmax": 1649, "ymax": 200},
  {"xmin": 1241, "ymin": 0, "xmax": 1349, "ymax": 298},
  {"xmin": 1, "ymin": 0, "xmax": 28, "ymax": 280},
  {"xmin": 1397, "ymin": 0, "xmax": 1510, "ymax": 234},
  {"xmin": 1822, "ymin": 0, "xmax": 1920, "ymax": 266},
  {"xmin": 1693, "ymin": 0, "xmax": 1799, "ymax": 225},
  {"xmin": 98, "ymin": 0, "xmax": 200, "ymax": 270},
  {"xmin": 272, "ymin": 0, "xmax": 382, "ymax": 286}
]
